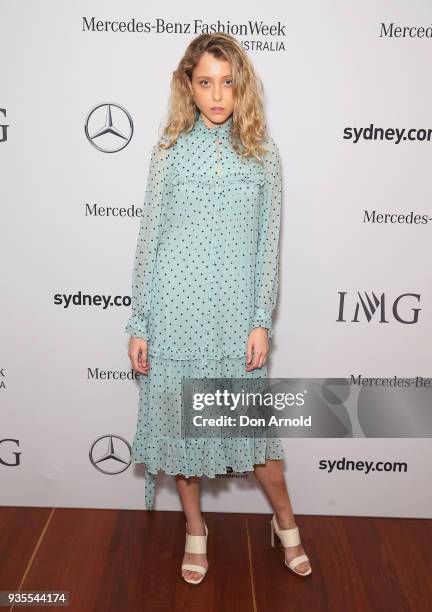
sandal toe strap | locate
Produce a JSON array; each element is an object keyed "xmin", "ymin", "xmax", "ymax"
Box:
[
  {"xmin": 181, "ymin": 563, "xmax": 207, "ymax": 575},
  {"xmin": 287, "ymin": 554, "xmax": 310, "ymax": 570}
]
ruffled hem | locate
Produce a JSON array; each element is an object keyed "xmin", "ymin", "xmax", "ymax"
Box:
[
  {"xmin": 131, "ymin": 436, "xmax": 285, "ymax": 510},
  {"xmin": 130, "ymin": 354, "xmax": 281, "ymax": 509}
]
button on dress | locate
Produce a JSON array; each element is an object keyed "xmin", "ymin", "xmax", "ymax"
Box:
[{"xmin": 125, "ymin": 111, "xmax": 285, "ymax": 509}]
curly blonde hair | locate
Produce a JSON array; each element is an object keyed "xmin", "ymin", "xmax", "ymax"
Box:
[{"xmin": 159, "ymin": 33, "xmax": 269, "ymax": 161}]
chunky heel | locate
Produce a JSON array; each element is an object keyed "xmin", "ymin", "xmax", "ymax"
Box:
[{"xmin": 270, "ymin": 514, "xmax": 312, "ymax": 577}]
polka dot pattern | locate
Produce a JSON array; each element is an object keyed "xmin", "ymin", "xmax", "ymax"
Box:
[{"xmin": 125, "ymin": 111, "xmax": 284, "ymax": 509}]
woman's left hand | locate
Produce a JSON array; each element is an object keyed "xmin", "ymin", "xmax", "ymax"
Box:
[{"xmin": 246, "ymin": 327, "xmax": 269, "ymax": 371}]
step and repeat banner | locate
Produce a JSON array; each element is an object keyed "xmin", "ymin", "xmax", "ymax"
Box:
[{"xmin": 1, "ymin": 1, "xmax": 431, "ymax": 517}]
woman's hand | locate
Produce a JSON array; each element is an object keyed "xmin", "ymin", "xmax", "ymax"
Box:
[
  {"xmin": 128, "ymin": 336, "xmax": 150, "ymax": 375},
  {"xmin": 246, "ymin": 327, "xmax": 269, "ymax": 371}
]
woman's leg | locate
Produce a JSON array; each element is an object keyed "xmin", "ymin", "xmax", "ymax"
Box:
[
  {"xmin": 254, "ymin": 458, "xmax": 311, "ymax": 574},
  {"xmin": 175, "ymin": 475, "xmax": 209, "ymax": 582}
]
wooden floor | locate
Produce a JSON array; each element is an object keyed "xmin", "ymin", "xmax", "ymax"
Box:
[{"xmin": 1, "ymin": 507, "xmax": 431, "ymax": 612}]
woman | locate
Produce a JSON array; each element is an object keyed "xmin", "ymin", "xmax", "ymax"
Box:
[{"xmin": 125, "ymin": 33, "xmax": 312, "ymax": 584}]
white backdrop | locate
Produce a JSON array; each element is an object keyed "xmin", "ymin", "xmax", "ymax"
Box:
[{"xmin": 1, "ymin": 0, "xmax": 431, "ymax": 518}]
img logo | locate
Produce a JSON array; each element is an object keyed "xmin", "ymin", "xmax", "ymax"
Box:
[
  {"xmin": 0, "ymin": 439, "xmax": 21, "ymax": 466},
  {"xmin": 336, "ymin": 291, "xmax": 421, "ymax": 324},
  {"xmin": 0, "ymin": 108, "xmax": 9, "ymax": 143}
]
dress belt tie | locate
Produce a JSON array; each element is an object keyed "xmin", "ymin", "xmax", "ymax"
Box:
[{"xmin": 144, "ymin": 468, "xmax": 156, "ymax": 510}]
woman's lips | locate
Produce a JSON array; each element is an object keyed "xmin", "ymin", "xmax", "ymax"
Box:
[{"xmin": 211, "ymin": 107, "xmax": 224, "ymax": 113}]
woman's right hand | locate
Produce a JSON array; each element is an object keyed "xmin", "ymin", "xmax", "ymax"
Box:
[{"xmin": 128, "ymin": 336, "xmax": 150, "ymax": 375}]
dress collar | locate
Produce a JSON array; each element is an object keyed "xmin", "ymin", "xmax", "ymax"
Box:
[{"xmin": 194, "ymin": 111, "xmax": 233, "ymax": 138}]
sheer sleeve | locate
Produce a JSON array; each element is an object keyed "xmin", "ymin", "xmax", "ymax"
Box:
[
  {"xmin": 125, "ymin": 140, "xmax": 170, "ymax": 339},
  {"xmin": 251, "ymin": 137, "xmax": 282, "ymax": 339}
]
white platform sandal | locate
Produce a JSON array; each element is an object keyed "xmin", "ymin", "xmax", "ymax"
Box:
[
  {"xmin": 270, "ymin": 514, "xmax": 312, "ymax": 576},
  {"xmin": 181, "ymin": 520, "xmax": 209, "ymax": 585}
]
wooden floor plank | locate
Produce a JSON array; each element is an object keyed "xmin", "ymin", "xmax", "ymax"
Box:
[
  {"xmin": 0, "ymin": 507, "xmax": 53, "ymax": 591},
  {"xmin": 13, "ymin": 509, "xmax": 253, "ymax": 612},
  {"xmin": 1, "ymin": 507, "xmax": 430, "ymax": 612},
  {"xmin": 250, "ymin": 514, "xmax": 431, "ymax": 612}
]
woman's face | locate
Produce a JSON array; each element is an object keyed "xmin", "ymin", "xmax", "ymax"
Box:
[{"xmin": 189, "ymin": 52, "xmax": 234, "ymax": 128}]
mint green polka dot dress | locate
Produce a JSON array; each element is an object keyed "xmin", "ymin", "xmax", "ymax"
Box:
[{"xmin": 125, "ymin": 111, "xmax": 285, "ymax": 510}]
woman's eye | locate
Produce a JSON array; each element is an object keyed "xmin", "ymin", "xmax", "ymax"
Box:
[{"xmin": 198, "ymin": 79, "xmax": 232, "ymax": 87}]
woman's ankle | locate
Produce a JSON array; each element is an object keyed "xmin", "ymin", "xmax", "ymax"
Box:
[
  {"xmin": 275, "ymin": 512, "xmax": 296, "ymax": 530},
  {"xmin": 185, "ymin": 516, "xmax": 205, "ymax": 535}
]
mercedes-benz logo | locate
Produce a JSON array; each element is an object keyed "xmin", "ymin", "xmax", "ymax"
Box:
[
  {"xmin": 84, "ymin": 103, "xmax": 134, "ymax": 152},
  {"xmin": 89, "ymin": 434, "xmax": 132, "ymax": 474}
]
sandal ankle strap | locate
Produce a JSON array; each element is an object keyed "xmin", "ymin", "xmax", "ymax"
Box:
[
  {"xmin": 272, "ymin": 514, "xmax": 301, "ymax": 548},
  {"xmin": 185, "ymin": 521, "xmax": 208, "ymax": 554}
]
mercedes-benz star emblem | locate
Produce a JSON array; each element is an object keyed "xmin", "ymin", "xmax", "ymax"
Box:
[
  {"xmin": 89, "ymin": 434, "xmax": 132, "ymax": 474},
  {"xmin": 84, "ymin": 103, "xmax": 134, "ymax": 153}
]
